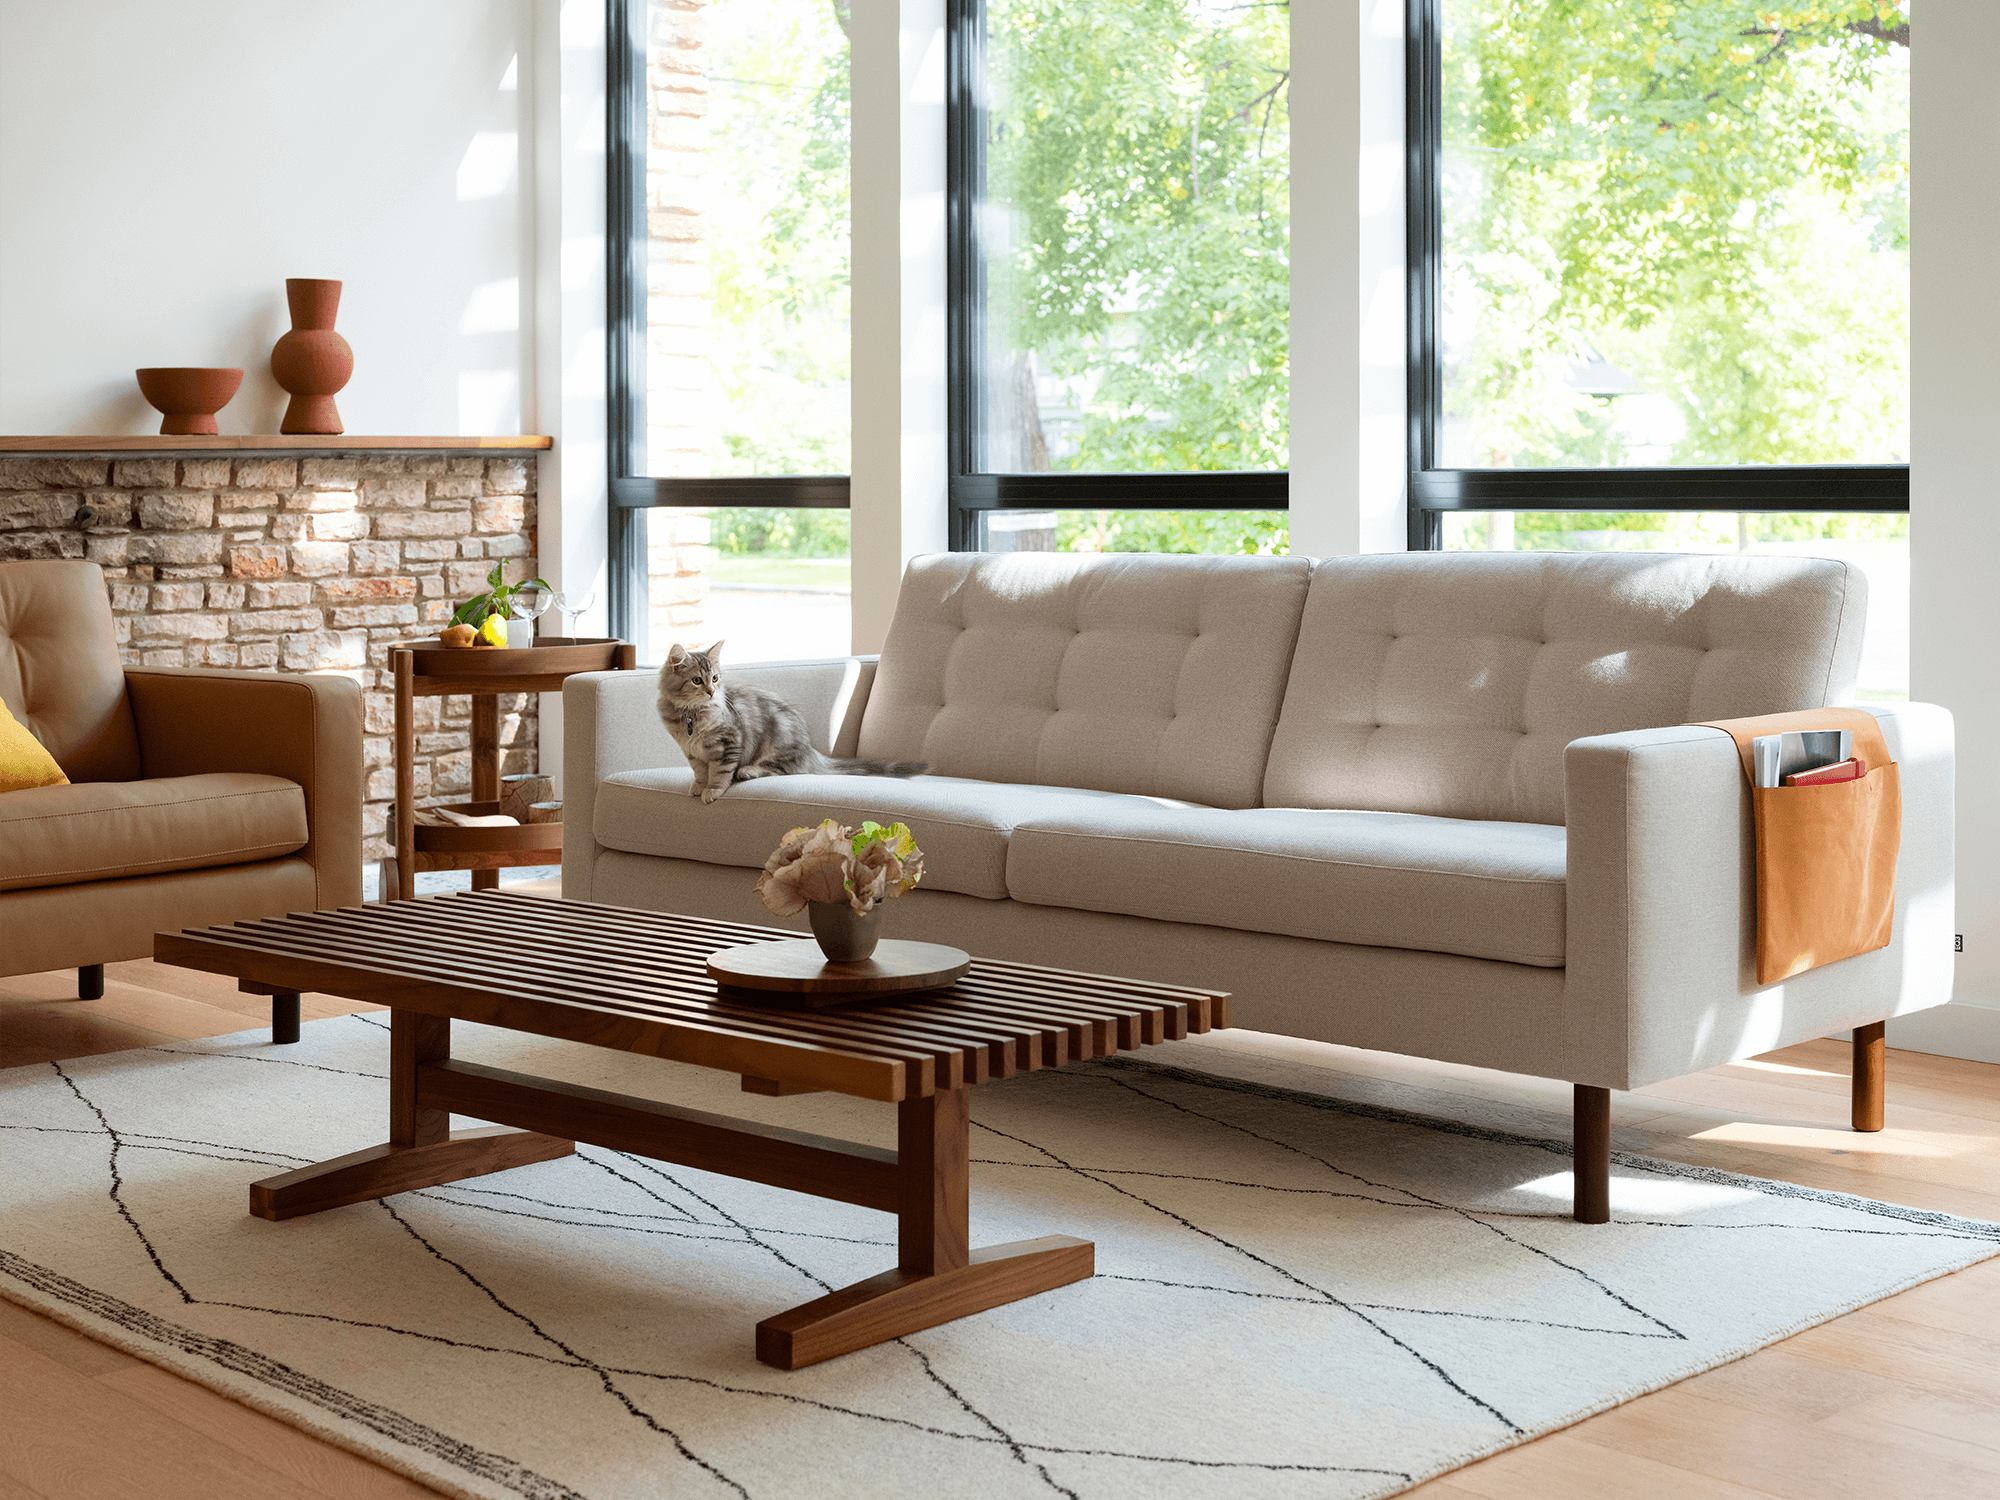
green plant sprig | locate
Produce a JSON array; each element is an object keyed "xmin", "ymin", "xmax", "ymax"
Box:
[{"xmin": 449, "ymin": 564, "xmax": 552, "ymax": 629}]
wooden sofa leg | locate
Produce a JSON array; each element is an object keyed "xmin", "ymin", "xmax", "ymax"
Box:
[
  {"xmin": 272, "ymin": 992, "xmax": 302, "ymax": 1045},
  {"xmin": 1574, "ymin": 1084, "xmax": 1611, "ymax": 1223},
  {"xmin": 1853, "ymin": 1021, "xmax": 1886, "ymax": 1133},
  {"xmin": 78, "ymin": 965, "xmax": 104, "ymax": 1000}
]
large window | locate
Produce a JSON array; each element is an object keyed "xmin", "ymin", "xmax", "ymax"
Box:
[
  {"xmin": 640, "ymin": 506, "xmax": 851, "ymax": 664},
  {"xmin": 949, "ymin": 0, "xmax": 1290, "ymax": 553},
  {"xmin": 1409, "ymin": 1, "xmax": 1909, "ymax": 544},
  {"xmin": 610, "ymin": 0, "xmax": 850, "ymax": 659}
]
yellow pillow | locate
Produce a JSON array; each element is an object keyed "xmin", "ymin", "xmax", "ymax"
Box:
[{"xmin": 0, "ymin": 697, "xmax": 69, "ymax": 793}]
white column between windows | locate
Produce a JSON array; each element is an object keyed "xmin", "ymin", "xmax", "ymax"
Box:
[
  {"xmin": 850, "ymin": 0, "xmax": 950, "ymax": 656},
  {"xmin": 532, "ymin": 0, "xmax": 611, "ymax": 796},
  {"xmin": 1289, "ymin": 0, "xmax": 1406, "ymax": 559}
]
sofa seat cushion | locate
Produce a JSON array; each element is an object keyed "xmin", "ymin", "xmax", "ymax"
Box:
[
  {"xmin": 594, "ymin": 770, "xmax": 1202, "ymax": 901},
  {"xmin": 1006, "ymin": 806, "xmax": 1567, "ymax": 966},
  {"xmin": 0, "ymin": 772, "xmax": 309, "ymax": 893}
]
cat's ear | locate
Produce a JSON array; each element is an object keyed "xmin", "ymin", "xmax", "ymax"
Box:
[
  {"xmin": 666, "ymin": 642, "xmax": 687, "ymax": 666},
  {"xmin": 705, "ymin": 639, "xmax": 725, "ymax": 664}
]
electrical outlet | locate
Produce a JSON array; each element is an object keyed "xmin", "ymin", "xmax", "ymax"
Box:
[{"xmin": 1956, "ymin": 934, "xmax": 1964, "ymax": 952}]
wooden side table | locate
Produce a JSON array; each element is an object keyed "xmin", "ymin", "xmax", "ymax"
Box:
[{"xmin": 386, "ymin": 637, "xmax": 636, "ymax": 901}]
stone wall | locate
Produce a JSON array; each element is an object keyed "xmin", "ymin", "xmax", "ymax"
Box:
[{"xmin": 0, "ymin": 452, "xmax": 540, "ymax": 861}]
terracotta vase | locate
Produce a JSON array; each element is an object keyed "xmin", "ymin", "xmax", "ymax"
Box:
[
  {"xmin": 133, "ymin": 367, "xmax": 243, "ymax": 435},
  {"xmin": 269, "ymin": 278, "xmax": 353, "ymax": 434}
]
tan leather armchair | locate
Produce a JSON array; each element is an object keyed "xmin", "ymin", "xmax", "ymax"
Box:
[{"xmin": 0, "ymin": 560, "xmax": 362, "ymax": 1041}]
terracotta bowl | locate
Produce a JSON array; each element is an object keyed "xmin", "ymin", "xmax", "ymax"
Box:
[{"xmin": 135, "ymin": 367, "xmax": 244, "ymax": 435}]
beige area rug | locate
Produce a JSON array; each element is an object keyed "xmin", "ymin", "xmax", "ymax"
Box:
[{"xmin": 3, "ymin": 1017, "xmax": 1996, "ymax": 1500}]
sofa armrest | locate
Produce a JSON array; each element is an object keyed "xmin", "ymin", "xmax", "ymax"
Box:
[
  {"xmin": 561, "ymin": 656, "xmax": 876, "ymax": 902},
  {"xmin": 1564, "ymin": 703, "xmax": 1955, "ymax": 1089},
  {"xmin": 122, "ymin": 667, "xmax": 364, "ymax": 911}
]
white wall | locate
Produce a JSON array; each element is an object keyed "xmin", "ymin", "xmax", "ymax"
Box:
[
  {"xmin": 0, "ymin": 0, "xmax": 533, "ymax": 437},
  {"xmin": 1904, "ymin": 2, "xmax": 2000, "ymax": 1059}
]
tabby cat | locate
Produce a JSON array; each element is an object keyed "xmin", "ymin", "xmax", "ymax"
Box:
[{"xmin": 658, "ymin": 640, "xmax": 928, "ymax": 803}]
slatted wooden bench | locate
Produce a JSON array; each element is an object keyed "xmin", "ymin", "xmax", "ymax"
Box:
[{"xmin": 155, "ymin": 890, "xmax": 1232, "ymax": 1368}]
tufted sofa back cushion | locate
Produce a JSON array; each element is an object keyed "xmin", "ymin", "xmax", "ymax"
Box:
[
  {"xmin": 1264, "ymin": 551, "xmax": 1865, "ymax": 825},
  {"xmin": 857, "ymin": 552, "xmax": 1311, "ymax": 808},
  {"xmin": 0, "ymin": 560, "xmax": 142, "ymax": 783}
]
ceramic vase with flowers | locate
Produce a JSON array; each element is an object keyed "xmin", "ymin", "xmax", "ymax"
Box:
[{"xmin": 755, "ymin": 820, "xmax": 925, "ymax": 963}]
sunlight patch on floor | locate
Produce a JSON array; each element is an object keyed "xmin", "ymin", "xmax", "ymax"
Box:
[
  {"xmin": 1512, "ymin": 1172, "xmax": 1762, "ymax": 1215},
  {"xmin": 1731, "ymin": 1057, "xmax": 1843, "ymax": 1078},
  {"xmin": 1691, "ymin": 1122, "xmax": 1989, "ymax": 1158}
]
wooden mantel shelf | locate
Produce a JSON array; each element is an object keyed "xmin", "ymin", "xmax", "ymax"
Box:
[{"xmin": 0, "ymin": 435, "xmax": 552, "ymax": 453}]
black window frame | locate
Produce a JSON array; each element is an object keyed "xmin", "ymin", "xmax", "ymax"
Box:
[
  {"xmin": 604, "ymin": 0, "xmax": 851, "ymax": 644},
  {"xmin": 1403, "ymin": 0, "xmax": 1909, "ymax": 553},
  {"xmin": 944, "ymin": 0, "xmax": 1289, "ymax": 553}
]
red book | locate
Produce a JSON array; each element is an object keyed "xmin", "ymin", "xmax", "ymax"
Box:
[{"xmin": 1786, "ymin": 757, "xmax": 1866, "ymax": 787}]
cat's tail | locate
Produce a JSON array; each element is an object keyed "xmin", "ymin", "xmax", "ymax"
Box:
[{"xmin": 819, "ymin": 756, "xmax": 929, "ymax": 778}]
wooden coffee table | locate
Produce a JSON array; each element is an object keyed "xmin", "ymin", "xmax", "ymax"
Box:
[{"xmin": 154, "ymin": 891, "xmax": 1230, "ymax": 1369}]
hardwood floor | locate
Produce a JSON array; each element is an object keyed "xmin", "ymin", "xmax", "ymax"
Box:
[
  {"xmin": 3, "ymin": 923, "xmax": 1997, "ymax": 1498},
  {"xmin": 0, "ymin": 957, "xmax": 444, "ymax": 1499}
]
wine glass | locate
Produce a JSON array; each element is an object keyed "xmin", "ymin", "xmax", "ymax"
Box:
[
  {"xmin": 509, "ymin": 583, "xmax": 553, "ymax": 618},
  {"xmin": 553, "ymin": 585, "xmax": 598, "ymax": 642},
  {"xmin": 509, "ymin": 582, "xmax": 555, "ymax": 629}
]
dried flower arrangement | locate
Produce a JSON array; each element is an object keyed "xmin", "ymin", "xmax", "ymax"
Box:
[{"xmin": 755, "ymin": 820, "xmax": 925, "ymax": 917}]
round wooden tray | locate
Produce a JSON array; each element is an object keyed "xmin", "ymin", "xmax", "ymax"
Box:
[
  {"xmin": 402, "ymin": 636, "xmax": 625, "ymax": 679},
  {"xmin": 707, "ymin": 939, "xmax": 972, "ymax": 1009}
]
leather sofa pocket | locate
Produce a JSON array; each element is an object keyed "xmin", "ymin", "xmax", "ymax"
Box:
[{"xmin": 1750, "ymin": 765, "xmax": 1900, "ymax": 984}]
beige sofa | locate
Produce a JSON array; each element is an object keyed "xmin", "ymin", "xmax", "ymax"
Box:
[
  {"xmin": 564, "ymin": 551, "xmax": 1955, "ymax": 1218},
  {"xmin": 0, "ymin": 560, "xmax": 363, "ymax": 1041}
]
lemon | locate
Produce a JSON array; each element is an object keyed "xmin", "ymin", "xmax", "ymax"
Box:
[{"xmin": 477, "ymin": 615, "xmax": 508, "ymax": 648}]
